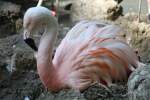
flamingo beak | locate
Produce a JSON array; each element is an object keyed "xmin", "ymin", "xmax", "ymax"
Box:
[{"xmin": 23, "ymin": 30, "xmax": 38, "ymax": 51}]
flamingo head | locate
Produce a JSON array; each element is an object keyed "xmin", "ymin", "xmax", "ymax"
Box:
[{"xmin": 23, "ymin": 6, "xmax": 57, "ymax": 51}]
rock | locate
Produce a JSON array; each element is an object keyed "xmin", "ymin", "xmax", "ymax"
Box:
[
  {"xmin": 0, "ymin": 34, "xmax": 37, "ymax": 80},
  {"xmin": 115, "ymin": 13, "xmax": 150, "ymax": 63},
  {"xmin": 36, "ymin": 83, "xmax": 128, "ymax": 100},
  {"xmin": 0, "ymin": 35, "xmax": 21, "ymax": 79},
  {"xmin": 71, "ymin": 0, "xmax": 123, "ymax": 22},
  {"xmin": 0, "ymin": 1, "xmax": 21, "ymax": 13},
  {"xmin": 36, "ymin": 90, "xmax": 85, "ymax": 100},
  {"xmin": 124, "ymin": 12, "xmax": 148, "ymax": 23},
  {"xmin": 2, "ymin": 0, "xmax": 37, "ymax": 9},
  {"xmin": 2, "ymin": 0, "xmax": 49, "ymax": 10},
  {"xmin": 128, "ymin": 64, "xmax": 150, "ymax": 100},
  {"xmin": 114, "ymin": 0, "xmax": 123, "ymax": 3},
  {"xmin": 0, "ymin": 71, "xmax": 44, "ymax": 100},
  {"xmin": 130, "ymin": 22, "xmax": 150, "ymax": 63},
  {"xmin": 0, "ymin": 1, "xmax": 21, "ymax": 38},
  {"xmin": 9, "ymin": 48, "xmax": 36, "ymax": 72},
  {"xmin": 0, "ymin": 0, "xmax": 49, "ymax": 38},
  {"xmin": 83, "ymin": 83, "xmax": 127, "ymax": 100}
]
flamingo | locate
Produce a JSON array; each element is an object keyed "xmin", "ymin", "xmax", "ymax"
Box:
[{"xmin": 23, "ymin": 0, "xmax": 142, "ymax": 92}]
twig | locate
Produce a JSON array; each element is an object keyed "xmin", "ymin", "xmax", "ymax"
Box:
[
  {"xmin": 37, "ymin": 0, "xmax": 43, "ymax": 6},
  {"xmin": 138, "ymin": 0, "xmax": 142, "ymax": 22},
  {"xmin": 56, "ymin": 0, "xmax": 59, "ymax": 20}
]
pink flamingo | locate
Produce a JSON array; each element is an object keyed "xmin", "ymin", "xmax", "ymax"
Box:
[{"xmin": 23, "ymin": 0, "xmax": 142, "ymax": 92}]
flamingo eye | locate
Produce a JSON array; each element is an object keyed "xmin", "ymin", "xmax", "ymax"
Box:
[{"xmin": 39, "ymin": 28, "xmax": 45, "ymax": 35}]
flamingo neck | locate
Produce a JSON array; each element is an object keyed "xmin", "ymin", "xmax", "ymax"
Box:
[
  {"xmin": 38, "ymin": 28, "xmax": 57, "ymax": 65},
  {"xmin": 37, "ymin": 20, "xmax": 60, "ymax": 90}
]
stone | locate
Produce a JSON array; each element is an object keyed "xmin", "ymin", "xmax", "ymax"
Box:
[
  {"xmin": 0, "ymin": 35, "xmax": 21, "ymax": 80},
  {"xmin": 0, "ymin": 1, "xmax": 21, "ymax": 38},
  {"xmin": 0, "ymin": 0, "xmax": 48, "ymax": 38},
  {"xmin": 2, "ymin": 0, "xmax": 49, "ymax": 10},
  {"xmin": 9, "ymin": 48, "xmax": 36, "ymax": 72},
  {"xmin": 71, "ymin": 0, "xmax": 123, "ymax": 22},
  {"xmin": 0, "ymin": 71, "xmax": 44, "ymax": 100},
  {"xmin": 36, "ymin": 90, "xmax": 86, "ymax": 100},
  {"xmin": 128, "ymin": 64, "xmax": 150, "ymax": 100},
  {"xmin": 114, "ymin": 0, "xmax": 123, "ymax": 3},
  {"xmin": 0, "ymin": 35, "xmax": 36, "ymax": 80},
  {"xmin": 115, "ymin": 14, "xmax": 150, "ymax": 63},
  {"xmin": 36, "ymin": 83, "xmax": 128, "ymax": 100}
]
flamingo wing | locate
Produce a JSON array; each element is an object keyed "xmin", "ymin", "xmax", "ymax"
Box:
[{"xmin": 52, "ymin": 21, "xmax": 139, "ymax": 90}]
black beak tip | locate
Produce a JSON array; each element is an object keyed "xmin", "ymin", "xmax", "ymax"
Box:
[{"xmin": 24, "ymin": 38, "xmax": 38, "ymax": 51}]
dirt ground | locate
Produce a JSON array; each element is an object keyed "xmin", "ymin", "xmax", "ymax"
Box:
[
  {"xmin": 0, "ymin": 71, "xmax": 44, "ymax": 100},
  {"xmin": 0, "ymin": 71, "xmax": 128, "ymax": 100}
]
